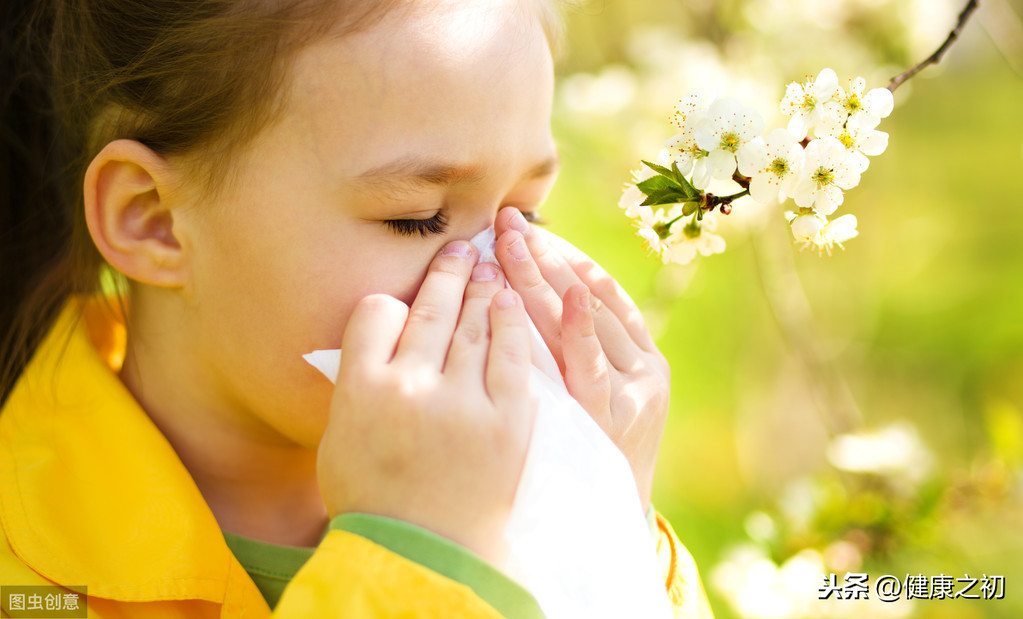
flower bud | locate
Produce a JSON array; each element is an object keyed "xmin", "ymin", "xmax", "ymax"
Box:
[{"xmin": 790, "ymin": 213, "xmax": 824, "ymax": 242}]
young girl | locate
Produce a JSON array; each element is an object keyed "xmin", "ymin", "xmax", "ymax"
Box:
[{"xmin": 1, "ymin": 0, "xmax": 713, "ymax": 616}]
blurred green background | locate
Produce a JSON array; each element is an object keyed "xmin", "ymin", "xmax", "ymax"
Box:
[{"xmin": 543, "ymin": 0, "xmax": 1023, "ymax": 617}]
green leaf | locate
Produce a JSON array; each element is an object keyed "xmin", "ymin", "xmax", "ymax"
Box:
[
  {"xmin": 640, "ymin": 188, "xmax": 684, "ymax": 206},
  {"xmin": 671, "ymin": 161, "xmax": 686, "ymax": 185},
  {"xmin": 641, "ymin": 160, "xmax": 674, "ymax": 178},
  {"xmin": 671, "ymin": 162, "xmax": 699, "ymax": 198},
  {"xmin": 682, "ymin": 202, "xmax": 699, "ymax": 216},
  {"xmin": 640, "ymin": 188, "xmax": 702, "ymax": 207},
  {"xmin": 635, "ymin": 175, "xmax": 676, "ymax": 194}
]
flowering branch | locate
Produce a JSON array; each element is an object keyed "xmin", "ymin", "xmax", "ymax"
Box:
[
  {"xmin": 620, "ymin": 71, "xmax": 889, "ymax": 263},
  {"xmin": 618, "ymin": 1, "xmax": 981, "ymax": 265},
  {"xmin": 704, "ymin": 188, "xmax": 749, "ymax": 214},
  {"xmin": 887, "ymin": 0, "xmax": 980, "ymax": 92}
]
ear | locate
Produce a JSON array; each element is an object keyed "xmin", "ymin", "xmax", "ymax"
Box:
[{"xmin": 84, "ymin": 139, "xmax": 187, "ymax": 287}]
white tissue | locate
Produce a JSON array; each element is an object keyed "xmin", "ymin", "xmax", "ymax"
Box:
[{"xmin": 304, "ymin": 227, "xmax": 672, "ymax": 619}]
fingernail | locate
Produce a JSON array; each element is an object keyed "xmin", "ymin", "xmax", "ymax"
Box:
[
  {"xmin": 494, "ymin": 290, "xmax": 516, "ymax": 309},
  {"xmin": 508, "ymin": 237, "xmax": 528, "ymax": 261},
  {"xmin": 578, "ymin": 289, "xmax": 590, "ymax": 311},
  {"xmin": 471, "ymin": 263, "xmax": 499, "ymax": 281},
  {"xmin": 441, "ymin": 240, "xmax": 474, "ymax": 258},
  {"xmin": 508, "ymin": 209, "xmax": 530, "ymax": 235}
]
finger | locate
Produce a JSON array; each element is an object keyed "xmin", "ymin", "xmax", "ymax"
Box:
[
  {"xmin": 485, "ymin": 289, "xmax": 532, "ymax": 414},
  {"xmin": 545, "ymin": 232, "xmax": 658, "ymax": 353},
  {"xmin": 445, "ymin": 262, "xmax": 506, "ymax": 380},
  {"xmin": 561, "ymin": 285, "xmax": 612, "ymax": 424},
  {"xmin": 494, "ymin": 227, "xmax": 566, "ymax": 371},
  {"xmin": 339, "ymin": 294, "xmax": 410, "ymax": 372},
  {"xmin": 393, "ymin": 240, "xmax": 477, "ymax": 370},
  {"xmin": 497, "ymin": 207, "xmax": 644, "ymax": 371},
  {"xmin": 495, "ymin": 206, "xmax": 581, "ymax": 295}
]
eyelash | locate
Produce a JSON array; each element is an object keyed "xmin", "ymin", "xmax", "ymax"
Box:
[
  {"xmin": 384, "ymin": 210, "xmax": 544, "ymax": 238},
  {"xmin": 384, "ymin": 212, "xmax": 449, "ymax": 237}
]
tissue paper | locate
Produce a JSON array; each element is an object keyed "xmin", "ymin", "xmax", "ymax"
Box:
[{"xmin": 304, "ymin": 227, "xmax": 672, "ymax": 619}]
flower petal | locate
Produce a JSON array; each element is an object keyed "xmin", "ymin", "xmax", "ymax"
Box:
[
  {"xmin": 848, "ymin": 77, "xmax": 866, "ymax": 96},
  {"xmin": 858, "ymin": 130, "xmax": 889, "ymax": 156},
  {"xmin": 694, "ymin": 119, "xmax": 718, "ymax": 152},
  {"xmin": 814, "ymin": 68, "xmax": 839, "ymax": 100},
  {"xmin": 863, "ymin": 87, "xmax": 894, "ymax": 119},
  {"xmin": 816, "ymin": 186, "xmax": 842, "ymax": 215},
  {"xmin": 792, "ymin": 179, "xmax": 815, "ymax": 208},
  {"xmin": 698, "ymin": 234, "xmax": 726, "ymax": 256},
  {"xmin": 763, "ymin": 127, "xmax": 799, "ymax": 155},
  {"xmin": 691, "ymin": 160, "xmax": 712, "ymax": 190},
  {"xmin": 834, "ymin": 161, "xmax": 863, "ymax": 188},
  {"xmin": 787, "ymin": 115, "xmax": 809, "ymax": 140},
  {"xmin": 825, "ymin": 214, "xmax": 858, "ymax": 243},
  {"xmin": 791, "ymin": 213, "xmax": 824, "ymax": 241},
  {"xmin": 750, "ymin": 174, "xmax": 779, "ymax": 205},
  {"xmin": 737, "ymin": 137, "xmax": 767, "ymax": 177},
  {"xmin": 619, "ymin": 185, "xmax": 645, "ymax": 210},
  {"xmin": 707, "ymin": 150, "xmax": 737, "ymax": 180},
  {"xmin": 737, "ymin": 109, "xmax": 765, "ymax": 140},
  {"xmin": 669, "ymin": 241, "xmax": 698, "ymax": 265},
  {"xmin": 848, "ymin": 152, "xmax": 870, "ymax": 174}
]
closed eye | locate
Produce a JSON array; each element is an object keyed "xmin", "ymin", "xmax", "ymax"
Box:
[
  {"xmin": 384, "ymin": 208, "xmax": 544, "ymax": 238},
  {"xmin": 520, "ymin": 210, "xmax": 547, "ymax": 225},
  {"xmin": 384, "ymin": 212, "xmax": 448, "ymax": 237}
]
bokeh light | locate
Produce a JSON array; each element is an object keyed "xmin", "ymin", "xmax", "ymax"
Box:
[{"xmin": 546, "ymin": 1, "xmax": 1023, "ymax": 616}]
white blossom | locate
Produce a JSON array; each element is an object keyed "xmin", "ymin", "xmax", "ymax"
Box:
[
  {"xmin": 821, "ymin": 215, "xmax": 858, "ymax": 253},
  {"xmin": 668, "ymin": 213, "xmax": 726, "ymax": 265},
  {"xmin": 835, "ymin": 76, "xmax": 894, "ymax": 129},
  {"xmin": 664, "ymin": 92, "xmax": 714, "ymax": 189},
  {"xmin": 711, "ymin": 543, "xmax": 914, "ymax": 619},
  {"xmin": 619, "ymin": 150, "xmax": 671, "ymax": 212},
  {"xmin": 787, "ymin": 211, "xmax": 858, "ymax": 255},
  {"xmin": 792, "ymin": 137, "xmax": 863, "ymax": 215},
  {"xmin": 827, "ymin": 421, "xmax": 933, "ymax": 486},
  {"xmin": 622, "ymin": 67, "xmax": 894, "ymax": 263},
  {"xmin": 631, "ymin": 204, "xmax": 684, "ymax": 263},
  {"xmin": 780, "ymin": 68, "xmax": 840, "ymax": 139},
  {"xmin": 818, "ymin": 115, "xmax": 889, "ymax": 172},
  {"xmin": 618, "ymin": 184, "xmax": 646, "ymax": 211},
  {"xmin": 737, "ymin": 128, "xmax": 805, "ymax": 205},
  {"xmin": 788, "ymin": 211, "xmax": 825, "ymax": 245},
  {"xmin": 694, "ymin": 98, "xmax": 764, "ymax": 182}
]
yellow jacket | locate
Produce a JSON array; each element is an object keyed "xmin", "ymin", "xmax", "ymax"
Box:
[{"xmin": 0, "ymin": 301, "xmax": 713, "ymax": 618}]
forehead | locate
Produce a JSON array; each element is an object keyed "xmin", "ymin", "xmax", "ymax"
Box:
[{"xmin": 280, "ymin": 1, "xmax": 555, "ymax": 177}]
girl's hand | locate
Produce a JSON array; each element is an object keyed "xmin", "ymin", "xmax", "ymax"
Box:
[
  {"xmin": 494, "ymin": 207, "xmax": 669, "ymax": 512},
  {"xmin": 317, "ymin": 241, "xmax": 535, "ymax": 565}
]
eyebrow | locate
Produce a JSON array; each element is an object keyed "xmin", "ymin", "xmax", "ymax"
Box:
[{"xmin": 354, "ymin": 153, "xmax": 560, "ymax": 192}]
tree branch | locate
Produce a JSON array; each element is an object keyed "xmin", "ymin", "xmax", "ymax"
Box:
[{"xmin": 887, "ymin": 0, "xmax": 980, "ymax": 92}]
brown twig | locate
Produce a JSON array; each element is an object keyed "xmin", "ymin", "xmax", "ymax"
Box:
[{"xmin": 888, "ymin": 0, "xmax": 981, "ymax": 92}]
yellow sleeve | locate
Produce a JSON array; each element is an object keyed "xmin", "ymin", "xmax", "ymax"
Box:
[
  {"xmin": 273, "ymin": 528, "xmax": 508, "ymax": 618},
  {"xmin": 655, "ymin": 512, "xmax": 716, "ymax": 619}
]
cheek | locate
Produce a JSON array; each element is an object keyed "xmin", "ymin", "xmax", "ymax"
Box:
[
  {"xmin": 182, "ymin": 209, "xmax": 451, "ymax": 446},
  {"xmin": 296, "ymin": 241, "xmax": 438, "ymax": 349},
  {"xmin": 189, "ymin": 208, "xmax": 441, "ymax": 384}
]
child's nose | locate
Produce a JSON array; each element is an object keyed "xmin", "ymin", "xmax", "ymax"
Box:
[{"xmin": 458, "ymin": 210, "xmax": 501, "ymax": 244}]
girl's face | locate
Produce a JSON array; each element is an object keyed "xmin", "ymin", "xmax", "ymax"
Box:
[{"xmin": 175, "ymin": 2, "xmax": 557, "ymax": 448}]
